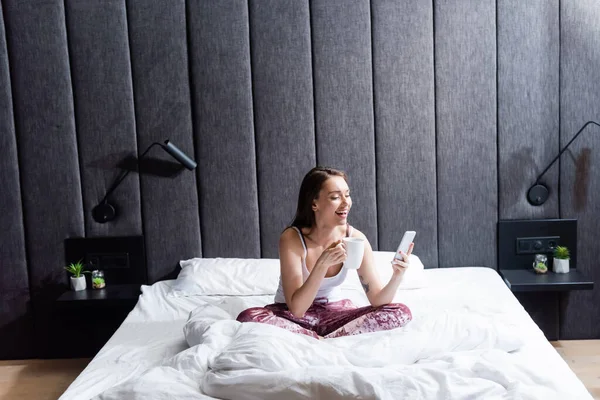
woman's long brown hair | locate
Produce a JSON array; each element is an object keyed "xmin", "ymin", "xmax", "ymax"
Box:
[{"xmin": 290, "ymin": 167, "xmax": 348, "ymax": 230}]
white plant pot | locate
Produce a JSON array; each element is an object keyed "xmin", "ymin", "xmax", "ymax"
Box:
[
  {"xmin": 553, "ymin": 258, "xmax": 570, "ymax": 274},
  {"xmin": 71, "ymin": 276, "xmax": 87, "ymax": 291}
]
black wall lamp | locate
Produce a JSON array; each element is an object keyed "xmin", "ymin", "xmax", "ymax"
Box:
[
  {"xmin": 528, "ymin": 121, "xmax": 600, "ymax": 206},
  {"xmin": 92, "ymin": 140, "xmax": 197, "ymax": 223}
]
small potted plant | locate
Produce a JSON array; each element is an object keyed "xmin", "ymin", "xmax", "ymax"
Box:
[
  {"xmin": 64, "ymin": 260, "xmax": 90, "ymax": 291},
  {"xmin": 553, "ymin": 246, "xmax": 570, "ymax": 274}
]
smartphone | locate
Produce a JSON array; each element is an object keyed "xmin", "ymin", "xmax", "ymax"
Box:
[{"xmin": 394, "ymin": 231, "xmax": 416, "ymax": 260}]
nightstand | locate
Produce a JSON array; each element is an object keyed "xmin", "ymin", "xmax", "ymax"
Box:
[
  {"xmin": 499, "ymin": 269, "xmax": 593, "ymax": 292},
  {"xmin": 499, "ymin": 269, "xmax": 594, "ymax": 340},
  {"xmin": 49, "ymin": 284, "xmax": 142, "ymax": 358}
]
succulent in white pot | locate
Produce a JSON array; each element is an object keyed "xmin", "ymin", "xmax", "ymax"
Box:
[
  {"xmin": 64, "ymin": 260, "xmax": 90, "ymax": 291},
  {"xmin": 553, "ymin": 246, "xmax": 570, "ymax": 274}
]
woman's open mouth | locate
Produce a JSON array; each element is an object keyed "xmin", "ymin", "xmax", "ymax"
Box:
[{"xmin": 335, "ymin": 210, "xmax": 348, "ymax": 218}]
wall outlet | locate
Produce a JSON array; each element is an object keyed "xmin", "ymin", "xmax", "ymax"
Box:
[{"xmin": 516, "ymin": 236, "xmax": 559, "ymax": 254}]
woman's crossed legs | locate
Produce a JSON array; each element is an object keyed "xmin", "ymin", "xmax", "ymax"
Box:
[{"xmin": 236, "ymin": 299, "xmax": 412, "ymax": 339}]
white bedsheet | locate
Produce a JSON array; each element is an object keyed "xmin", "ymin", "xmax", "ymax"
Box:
[{"xmin": 59, "ymin": 267, "xmax": 592, "ymax": 400}]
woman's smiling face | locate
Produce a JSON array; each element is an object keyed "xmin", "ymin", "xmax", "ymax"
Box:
[{"xmin": 312, "ymin": 176, "xmax": 352, "ymax": 226}]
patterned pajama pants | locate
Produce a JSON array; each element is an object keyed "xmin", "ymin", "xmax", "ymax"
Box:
[{"xmin": 236, "ymin": 299, "xmax": 412, "ymax": 339}]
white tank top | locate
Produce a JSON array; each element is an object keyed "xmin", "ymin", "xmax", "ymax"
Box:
[{"xmin": 274, "ymin": 225, "xmax": 352, "ymax": 304}]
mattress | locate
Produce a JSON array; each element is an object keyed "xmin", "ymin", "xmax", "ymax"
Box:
[{"xmin": 58, "ymin": 258, "xmax": 592, "ymax": 400}]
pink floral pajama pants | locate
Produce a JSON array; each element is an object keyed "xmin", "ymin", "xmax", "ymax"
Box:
[{"xmin": 236, "ymin": 299, "xmax": 412, "ymax": 339}]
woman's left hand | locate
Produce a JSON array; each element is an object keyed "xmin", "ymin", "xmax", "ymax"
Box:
[{"xmin": 391, "ymin": 242, "xmax": 414, "ymax": 279}]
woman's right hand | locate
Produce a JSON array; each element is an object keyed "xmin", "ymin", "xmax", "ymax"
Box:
[{"xmin": 315, "ymin": 240, "xmax": 347, "ymax": 271}]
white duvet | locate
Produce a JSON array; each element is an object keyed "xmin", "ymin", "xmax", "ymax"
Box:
[
  {"xmin": 181, "ymin": 304, "xmax": 529, "ymax": 400},
  {"xmin": 59, "ymin": 265, "xmax": 591, "ymax": 400},
  {"xmin": 91, "ymin": 271, "xmax": 590, "ymax": 400}
]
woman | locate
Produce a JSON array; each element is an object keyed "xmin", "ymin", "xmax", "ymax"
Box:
[{"xmin": 236, "ymin": 167, "xmax": 413, "ymax": 339}]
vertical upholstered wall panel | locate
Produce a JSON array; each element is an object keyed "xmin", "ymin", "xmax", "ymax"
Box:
[
  {"xmin": 434, "ymin": 0, "xmax": 497, "ymax": 268},
  {"xmin": 187, "ymin": 1, "xmax": 260, "ymax": 257},
  {"xmin": 498, "ymin": 0, "xmax": 559, "ymax": 220},
  {"xmin": 3, "ymin": 0, "xmax": 84, "ymax": 357},
  {"xmin": 311, "ymin": 0, "xmax": 378, "ymax": 248},
  {"xmin": 0, "ymin": 2, "xmax": 32, "ymax": 359},
  {"xmin": 250, "ymin": 0, "xmax": 316, "ymax": 258},
  {"xmin": 559, "ymin": 0, "xmax": 600, "ymax": 339},
  {"xmin": 126, "ymin": 0, "xmax": 201, "ymax": 282},
  {"xmin": 371, "ymin": 0, "xmax": 437, "ymax": 265},
  {"xmin": 65, "ymin": 0, "xmax": 141, "ymax": 237},
  {"xmin": 3, "ymin": 0, "xmax": 84, "ymax": 289}
]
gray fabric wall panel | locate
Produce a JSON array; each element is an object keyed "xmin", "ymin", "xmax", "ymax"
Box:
[
  {"xmin": 311, "ymin": 0, "xmax": 378, "ymax": 248},
  {"xmin": 371, "ymin": 0, "xmax": 437, "ymax": 265},
  {"xmin": 127, "ymin": 0, "xmax": 201, "ymax": 282},
  {"xmin": 65, "ymin": 0, "xmax": 141, "ymax": 237},
  {"xmin": 3, "ymin": 0, "xmax": 84, "ymax": 290},
  {"xmin": 187, "ymin": 0, "xmax": 260, "ymax": 257},
  {"xmin": 250, "ymin": 0, "xmax": 316, "ymax": 258},
  {"xmin": 434, "ymin": 0, "xmax": 497, "ymax": 268},
  {"xmin": 559, "ymin": 0, "xmax": 600, "ymax": 340},
  {"xmin": 0, "ymin": 2, "xmax": 33, "ymax": 359},
  {"xmin": 498, "ymin": 0, "xmax": 559, "ymax": 220}
]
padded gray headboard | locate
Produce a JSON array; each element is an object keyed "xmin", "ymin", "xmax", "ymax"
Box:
[{"xmin": 2, "ymin": 0, "xmax": 599, "ymax": 358}]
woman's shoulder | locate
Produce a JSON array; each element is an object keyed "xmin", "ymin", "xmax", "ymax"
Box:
[
  {"xmin": 279, "ymin": 226, "xmax": 304, "ymax": 252},
  {"xmin": 348, "ymin": 224, "xmax": 364, "ymax": 237},
  {"xmin": 281, "ymin": 226, "xmax": 301, "ymax": 239},
  {"xmin": 279, "ymin": 226, "xmax": 304, "ymax": 256},
  {"xmin": 349, "ymin": 225, "xmax": 368, "ymax": 240}
]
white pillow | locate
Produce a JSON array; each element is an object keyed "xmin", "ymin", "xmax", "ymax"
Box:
[
  {"xmin": 376, "ymin": 251, "xmax": 427, "ymax": 289},
  {"xmin": 168, "ymin": 257, "xmax": 281, "ymax": 297},
  {"xmin": 341, "ymin": 252, "xmax": 427, "ymax": 291},
  {"xmin": 169, "ymin": 252, "xmax": 427, "ymax": 298}
]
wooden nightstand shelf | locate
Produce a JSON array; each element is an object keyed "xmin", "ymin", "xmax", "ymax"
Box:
[
  {"xmin": 49, "ymin": 284, "xmax": 141, "ymax": 358},
  {"xmin": 499, "ymin": 269, "xmax": 594, "ymax": 292},
  {"xmin": 498, "ymin": 269, "xmax": 593, "ymax": 341},
  {"xmin": 56, "ymin": 283, "xmax": 142, "ymax": 306}
]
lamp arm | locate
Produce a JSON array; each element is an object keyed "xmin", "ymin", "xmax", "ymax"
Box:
[
  {"xmin": 534, "ymin": 120, "xmax": 600, "ymax": 183},
  {"xmin": 99, "ymin": 142, "xmax": 163, "ymax": 204}
]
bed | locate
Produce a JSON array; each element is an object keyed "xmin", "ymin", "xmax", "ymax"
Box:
[{"xmin": 58, "ymin": 252, "xmax": 593, "ymax": 400}]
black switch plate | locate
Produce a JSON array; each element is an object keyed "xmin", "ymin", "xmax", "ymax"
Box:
[
  {"xmin": 516, "ymin": 236, "xmax": 560, "ymax": 254},
  {"xmin": 88, "ymin": 253, "xmax": 130, "ymax": 269},
  {"xmin": 64, "ymin": 236, "xmax": 147, "ymax": 285},
  {"xmin": 498, "ymin": 219, "xmax": 577, "ymax": 271}
]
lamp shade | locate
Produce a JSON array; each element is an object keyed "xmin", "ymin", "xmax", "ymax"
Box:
[{"xmin": 163, "ymin": 140, "xmax": 197, "ymax": 170}]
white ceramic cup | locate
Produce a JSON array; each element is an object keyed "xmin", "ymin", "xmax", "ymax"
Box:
[{"xmin": 342, "ymin": 237, "xmax": 365, "ymax": 270}]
